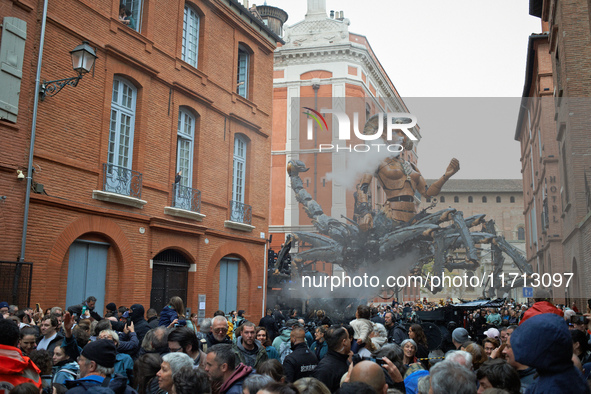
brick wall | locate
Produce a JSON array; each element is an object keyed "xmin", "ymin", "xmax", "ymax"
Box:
[{"xmin": 0, "ymin": 0, "xmax": 276, "ymax": 320}]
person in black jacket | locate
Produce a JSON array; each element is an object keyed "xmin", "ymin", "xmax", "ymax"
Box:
[
  {"xmin": 129, "ymin": 304, "xmax": 150, "ymax": 344},
  {"xmin": 82, "ymin": 296, "xmax": 102, "ymax": 321},
  {"xmin": 258, "ymin": 309, "xmax": 278, "ymax": 341},
  {"xmin": 313, "ymin": 326, "xmax": 351, "ymax": 392},
  {"xmin": 283, "ymin": 327, "xmax": 318, "ymax": 382}
]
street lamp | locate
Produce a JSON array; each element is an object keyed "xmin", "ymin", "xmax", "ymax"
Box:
[{"xmin": 39, "ymin": 41, "xmax": 97, "ymax": 100}]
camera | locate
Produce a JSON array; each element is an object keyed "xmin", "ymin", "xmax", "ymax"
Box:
[
  {"xmin": 571, "ymin": 315, "xmax": 588, "ymax": 325},
  {"xmin": 352, "ymin": 354, "xmax": 386, "ymax": 366}
]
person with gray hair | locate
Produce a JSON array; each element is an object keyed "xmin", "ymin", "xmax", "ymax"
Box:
[
  {"xmin": 141, "ymin": 326, "xmax": 169, "ymax": 355},
  {"xmin": 198, "ymin": 318, "xmax": 212, "ymax": 339},
  {"xmin": 206, "ymin": 315, "xmax": 232, "ymax": 348},
  {"xmin": 243, "ymin": 373, "xmax": 274, "ymax": 394},
  {"xmin": 429, "ymin": 360, "xmax": 477, "ymax": 394},
  {"xmin": 157, "ymin": 352, "xmax": 194, "ymax": 393},
  {"xmin": 416, "ymin": 375, "xmax": 430, "ymax": 394},
  {"xmin": 445, "ymin": 349, "xmax": 473, "ymax": 370},
  {"xmin": 370, "ymin": 323, "xmax": 388, "ymax": 352}
]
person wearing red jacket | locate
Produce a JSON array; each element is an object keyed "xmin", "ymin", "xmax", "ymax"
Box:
[
  {"xmin": 519, "ymin": 289, "xmax": 564, "ymax": 325},
  {"xmin": 0, "ymin": 319, "xmax": 42, "ymax": 392}
]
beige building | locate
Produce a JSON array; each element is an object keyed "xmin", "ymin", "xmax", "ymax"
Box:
[{"xmin": 418, "ymin": 179, "xmax": 527, "ymax": 302}]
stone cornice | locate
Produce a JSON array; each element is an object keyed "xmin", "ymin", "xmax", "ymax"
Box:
[{"xmin": 275, "ymin": 43, "xmax": 403, "ymax": 110}]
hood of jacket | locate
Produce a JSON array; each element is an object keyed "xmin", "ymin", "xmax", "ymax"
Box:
[
  {"xmin": 219, "ymin": 363, "xmax": 253, "ymax": 393},
  {"xmin": 130, "ymin": 304, "xmax": 146, "ymax": 322},
  {"xmin": 236, "ymin": 336, "xmax": 261, "ymax": 352},
  {"xmin": 278, "ymin": 328, "xmax": 291, "ymax": 341},
  {"xmin": 65, "ymin": 374, "xmax": 129, "ymax": 394},
  {"xmin": 511, "ymin": 313, "xmax": 572, "ymax": 373}
]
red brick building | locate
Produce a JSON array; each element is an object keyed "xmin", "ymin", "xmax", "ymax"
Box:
[
  {"xmin": 527, "ymin": 0, "xmax": 591, "ymax": 302},
  {"xmin": 0, "ymin": 0, "xmax": 281, "ymax": 321},
  {"xmin": 515, "ymin": 30, "xmax": 567, "ymax": 302}
]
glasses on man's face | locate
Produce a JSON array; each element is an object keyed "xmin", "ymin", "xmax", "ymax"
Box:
[
  {"xmin": 169, "ymin": 346, "xmax": 182, "ymax": 352},
  {"xmin": 213, "ymin": 328, "xmax": 226, "ymax": 333}
]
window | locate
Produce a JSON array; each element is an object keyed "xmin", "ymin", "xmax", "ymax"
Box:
[
  {"xmin": 510, "ymin": 196, "xmax": 515, "ymax": 203},
  {"xmin": 176, "ymin": 108, "xmax": 195, "ymax": 188},
  {"xmin": 120, "ymin": 0, "xmax": 143, "ymax": 32},
  {"xmin": 496, "ymin": 196, "xmax": 501, "ymax": 203},
  {"xmin": 426, "ymin": 197, "xmax": 431, "ymax": 203},
  {"xmin": 482, "ymin": 196, "xmax": 487, "ymax": 203},
  {"xmin": 454, "ymin": 196, "xmax": 459, "ymax": 203},
  {"xmin": 440, "ymin": 196, "xmax": 445, "ymax": 203},
  {"xmin": 517, "ymin": 227, "xmax": 525, "ymax": 241},
  {"xmin": 231, "ymin": 135, "xmax": 247, "ymax": 221},
  {"xmin": 108, "ymin": 77, "xmax": 136, "ymax": 171},
  {"xmin": 468, "ymin": 196, "xmax": 473, "ymax": 203},
  {"xmin": 237, "ymin": 45, "xmax": 249, "ymax": 98},
  {"xmin": 182, "ymin": 5, "xmax": 200, "ymax": 68}
]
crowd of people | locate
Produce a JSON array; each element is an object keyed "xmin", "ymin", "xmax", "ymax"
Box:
[{"xmin": 1, "ymin": 290, "xmax": 590, "ymax": 394}]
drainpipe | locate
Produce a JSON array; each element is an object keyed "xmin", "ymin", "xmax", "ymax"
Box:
[
  {"xmin": 20, "ymin": 0, "xmax": 49, "ymax": 262},
  {"xmin": 312, "ymin": 84, "xmax": 320, "ymax": 200}
]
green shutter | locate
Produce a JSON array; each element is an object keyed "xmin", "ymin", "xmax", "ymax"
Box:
[{"xmin": 0, "ymin": 17, "xmax": 27, "ymax": 123}]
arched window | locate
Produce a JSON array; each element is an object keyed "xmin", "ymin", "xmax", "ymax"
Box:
[
  {"xmin": 454, "ymin": 196, "xmax": 459, "ymax": 203},
  {"xmin": 482, "ymin": 196, "xmax": 487, "ymax": 203},
  {"xmin": 237, "ymin": 45, "xmax": 250, "ymax": 98},
  {"xmin": 510, "ymin": 196, "xmax": 515, "ymax": 203},
  {"xmin": 440, "ymin": 196, "xmax": 446, "ymax": 203},
  {"xmin": 496, "ymin": 196, "xmax": 501, "ymax": 203},
  {"xmin": 182, "ymin": 4, "xmax": 200, "ymax": 68},
  {"xmin": 468, "ymin": 196, "xmax": 473, "ymax": 203},
  {"xmin": 517, "ymin": 227, "xmax": 525, "ymax": 241}
]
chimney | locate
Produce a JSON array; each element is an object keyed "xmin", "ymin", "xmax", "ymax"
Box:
[{"xmin": 243, "ymin": 0, "xmax": 249, "ymax": 8}]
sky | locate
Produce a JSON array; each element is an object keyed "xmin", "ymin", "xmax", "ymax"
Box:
[{"xmin": 265, "ymin": 1, "xmax": 543, "ymax": 179}]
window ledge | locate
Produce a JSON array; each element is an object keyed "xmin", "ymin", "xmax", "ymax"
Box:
[
  {"xmin": 164, "ymin": 206, "xmax": 205, "ymax": 221},
  {"xmin": 224, "ymin": 220, "xmax": 255, "ymax": 232},
  {"xmin": 92, "ymin": 190, "xmax": 147, "ymax": 209}
]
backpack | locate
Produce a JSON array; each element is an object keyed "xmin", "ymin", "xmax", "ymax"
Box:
[{"xmin": 278, "ymin": 340, "xmax": 292, "ymax": 363}]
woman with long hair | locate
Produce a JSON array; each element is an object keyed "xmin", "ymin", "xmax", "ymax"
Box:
[
  {"xmin": 408, "ymin": 324, "xmax": 429, "ymax": 361},
  {"xmin": 256, "ymin": 326, "xmax": 280, "ymax": 360},
  {"xmin": 159, "ymin": 296, "xmax": 186, "ymax": 328},
  {"xmin": 133, "ymin": 353, "xmax": 163, "ymax": 394}
]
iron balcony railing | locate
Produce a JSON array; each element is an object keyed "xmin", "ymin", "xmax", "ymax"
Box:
[
  {"xmin": 229, "ymin": 200, "xmax": 252, "ymax": 225},
  {"xmin": 102, "ymin": 163, "xmax": 142, "ymax": 199},
  {"xmin": 172, "ymin": 183, "xmax": 201, "ymax": 212}
]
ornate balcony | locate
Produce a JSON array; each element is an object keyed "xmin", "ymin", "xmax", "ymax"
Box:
[
  {"xmin": 164, "ymin": 183, "xmax": 205, "ymax": 221},
  {"xmin": 92, "ymin": 163, "xmax": 146, "ymax": 209},
  {"xmin": 224, "ymin": 200, "xmax": 254, "ymax": 232},
  {"xmin": 172, "ymin": 183, "xmax": 201, "ymax": 212}
]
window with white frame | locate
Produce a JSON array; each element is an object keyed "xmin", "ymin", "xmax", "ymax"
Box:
[
  {"xmin": 108, "ymin": 77, "xmax": 136, "ymax": 170},
  {"xmin": 231, "ymin": 135, "xmax": 247, "ymax": 222},
  {"xmin": 177, "ymin": 108, "xmax": 195, "ymax": 188},
  {"xmin": 182, "ymin": 5, "xmax": 199, "ymax": 68},
  {"xmin": 120, "ymin": 0, "xmax": 143, "ymax": 32},
  {"xmin": 236, "ymin": 46, "xmax": 249, "ymax": 98}
]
